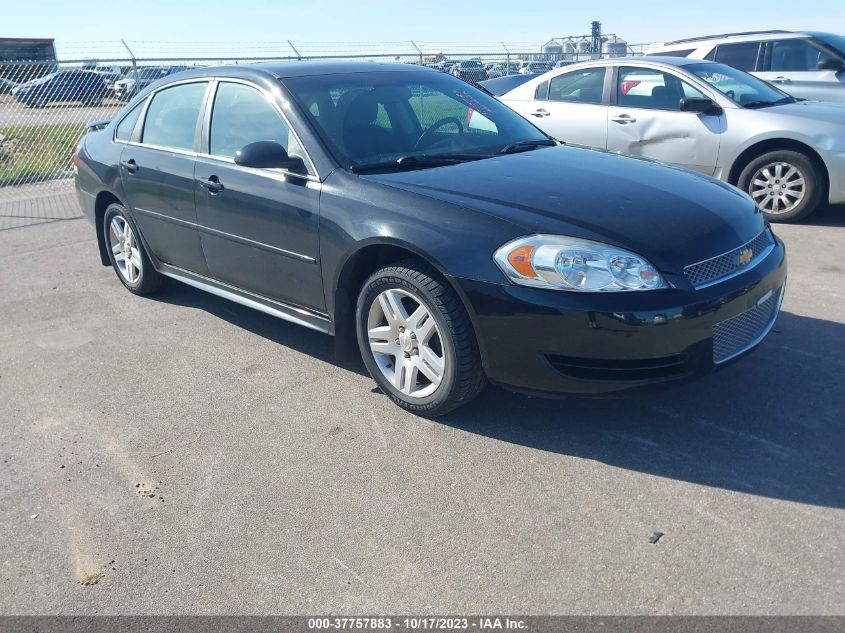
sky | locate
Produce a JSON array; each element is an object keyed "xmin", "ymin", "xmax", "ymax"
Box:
[{"xmin": 2, "ymin": 0, "xmax": 844, "ymax": 59}]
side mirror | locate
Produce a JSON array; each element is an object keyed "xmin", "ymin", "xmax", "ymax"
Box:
[
  {"xmin": 817, "ymin": 58, "xmax": 844, "ymax": 71},
  {"xmin": 234, "ymin": 140, "xmax": 305, "ymax": 171},
  {"xmin": 680, "ymin": 97, "xmax": 723, "ymax": 116}
]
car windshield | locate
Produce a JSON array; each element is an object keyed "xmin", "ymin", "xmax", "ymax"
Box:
[
  {"xmin": 686, "ymin": 62, "xmax": 794, "ymax": 107},
  {"xmin": 284, "ymin": 70, "xmax": 551, "ymax": 170}
]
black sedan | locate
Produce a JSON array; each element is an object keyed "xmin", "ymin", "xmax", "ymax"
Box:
[{"xmin": 75, "ymin": 62, "xmax": 786, "ymax": 416}]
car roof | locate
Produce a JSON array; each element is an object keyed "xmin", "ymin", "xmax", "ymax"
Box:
[
  {"xmin": 150, "ymin": 60, "xmax": 437, "ymax": 84},
  {"xmin": 551, "ymin": 56, "xmax": 710, "ymax": 70},
  {"xmin": 653, "ymin": 30, "xmax": 823, "ymax": 49}
]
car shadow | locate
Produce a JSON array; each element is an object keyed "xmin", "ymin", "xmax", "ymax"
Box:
[
  {"xmin": 151, "ymin": 281, "xmax": 368, "ymax": 377},
  {"xmin": 440, "ymin": 310, "xmax": 845, "ymax": 510},
  {"xmin": 801, "ymin": 203, "xmax": 845, "ymax": 227},
  {"xmin": 151, "ymin": 283, "xmax": 845, "ymax": 510}
]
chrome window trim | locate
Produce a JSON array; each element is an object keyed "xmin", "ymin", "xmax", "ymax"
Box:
[
  {"xmin": 113, "ymin": 78, "xmax": 210, "ymax": 148},
  {"xmin": 194, "ymin": 151, "xmax": 320, "ymax": 183},
  {"xmin": 113, "ymin": 75, "xmax": 321, "ymax": 180}
]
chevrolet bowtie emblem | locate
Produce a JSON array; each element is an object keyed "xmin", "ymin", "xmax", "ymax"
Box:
[{"xmin": 738, "ymin": 248, "xmax": 753, "ymax": 266}]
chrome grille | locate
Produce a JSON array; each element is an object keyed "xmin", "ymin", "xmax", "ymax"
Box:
[
  {"xmin": 712, "ymin": 286, "xmax": 782, "ymax": 363},
  {"xmin": 685, "ymin": 230, "xmax": 773, "ymax": 288}
]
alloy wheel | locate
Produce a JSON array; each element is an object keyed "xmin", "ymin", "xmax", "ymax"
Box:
[
  {"xmin": 109, "ymin": 215, "xmax": 142, "ymax": 284},
  {"xmin": 366, "ymin": 288, "xmax": 445, "ymax": 398},
  {"xmin": 749, "ymin": 161, "xmax": 806, "ymax": 215}
]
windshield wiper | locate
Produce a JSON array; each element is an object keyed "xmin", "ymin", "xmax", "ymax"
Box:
[
  {"xmin": 743, "ymin": 96, "xmax": 795, "ymax": 109},
  {"xmin": 350, "ymin": 153, "xmax": 486, "ymax": 173},
  {"xmin": 499, "ymin": 139, "xmax": 557, "ymax": 154}
]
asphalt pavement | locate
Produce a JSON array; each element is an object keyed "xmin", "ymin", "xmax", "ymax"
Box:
[{"xmin": 0, "ymin": 190, "xmax": 843, "ymax": 614}]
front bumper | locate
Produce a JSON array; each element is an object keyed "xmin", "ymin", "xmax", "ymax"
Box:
[{"xmin": 456, "ymin": 236, "xmax": 787, "ymax": 396}]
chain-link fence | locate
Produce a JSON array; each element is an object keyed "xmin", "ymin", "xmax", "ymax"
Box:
[{"xmin": 0, "ymin": 42, "xmax": 646, "ymax": 228}]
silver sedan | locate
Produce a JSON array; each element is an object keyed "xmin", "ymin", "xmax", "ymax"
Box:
[{"xmin": 498, "ymin": 56, "xmax": 845, "ymax": 222}]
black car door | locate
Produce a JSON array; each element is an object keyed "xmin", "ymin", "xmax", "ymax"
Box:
[
  {"xmin": 193, "ymin": 79, "xmax": 324, "ymax": 312},
  {"xmin": 119, "ymin": 80, "xmax": 210, "ymax": 275}
]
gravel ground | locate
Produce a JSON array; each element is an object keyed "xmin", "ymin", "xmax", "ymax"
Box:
[{"xmin": 0, "ymin": 191, "xmax": 843, "ymax": 615}]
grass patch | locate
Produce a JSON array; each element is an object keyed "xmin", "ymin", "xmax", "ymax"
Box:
[{"xmin": 0, "ymin": 122, "xmax": 85, "ymax": 187}]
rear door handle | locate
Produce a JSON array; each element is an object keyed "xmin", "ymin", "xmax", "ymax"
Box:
[
  {"xmin": 772, "ymin": 76, "xmax": 791, "ymax": 84},
  {"xmin": 611, "ymin": 114, "xmax": 637, "ymax": 124},
  {"xmin": 120, "ymin": 159, "xmax": 137, "ymax": 174},
  {"xmin": 529, "ymin": 108, "xmax": 550, "ymax": 117},
  {"xmin": 197, "ymin": 176, "xmax": 224, "ymax": 194}
]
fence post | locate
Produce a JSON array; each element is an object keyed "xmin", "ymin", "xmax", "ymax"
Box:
[
  {"xmin": 288, "ymin": 41, "xmax": 302, "ymax": 61},
  {"xmin": 121, "ymin": 39, "xmax": 139, "ymax": 100},
  {"xmin": 501, "ymin": 42, "xmax": 510, "ymax": 69},
  {"xmin": 410, "ymin": 41, "xmax": 423, "ymax": 65}
]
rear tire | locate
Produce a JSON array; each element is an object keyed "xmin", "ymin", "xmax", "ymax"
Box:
[
  {"xmin": 356, "ymin": 260, "xmax": 486, "ymax": 417},
  {"xmin": 738, "ymin": 150, "xmax": 823, "ymax": 223},
  {"xmin": 103, "ymin": 203, "xmax": 164, "ymax": 296}
]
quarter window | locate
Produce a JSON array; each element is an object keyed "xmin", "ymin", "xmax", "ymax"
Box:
[
  {"xmin": 713, "ymin": 42, "xmax": 761, "ymax": 71},
  {"xmin": 534, "ymin": 80, "xmax": 549, "ymax": 100},
  {"xmin": 547, "ymin": 68, "xmax": 606, "ymax": 104},
  {"xmin": 114, "ymin": 101, "xmax": 144, "ymax": 142},
  {"xmin": 616, "ymin": 67, "xmax": 705, "ymax": 110},
  {"xmin": 141, "ymin": 82, "xmax": 208, "ymax": 151},
  {"xmin": 209, "ymin": 82, "xmax": 300, "ymax": 160}
]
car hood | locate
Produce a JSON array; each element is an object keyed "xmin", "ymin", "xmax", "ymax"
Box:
[
  {"xmin": 365, "ymin": 146, "xmax": 765, "ymax": 274},
  {"xmin": 759, "ymin": 100, "xmax": 845, "ymax": 124}
]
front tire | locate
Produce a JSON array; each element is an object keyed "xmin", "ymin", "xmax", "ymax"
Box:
[
  {"xmin": 738, "ymin": 150, "xmax": 824, "ymax": 223},
  {"xmin": 103, "ymin": 203, "xmax": 163, "ymax": 295},
  {"xmin": 356, "ymin": 260, "xmax": 486, "ymax": 417}
]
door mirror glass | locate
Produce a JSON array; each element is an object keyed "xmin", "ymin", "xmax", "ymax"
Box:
[
  {"xmin": 680, "ymin": 97, "xmax": 722, "ymax": 115},
  {"xmin": 234, "ymin": 140, "xmax": 305, "ymax": 170},
  {"xmin": 817, "ymin": 58, "xmax": 844, "ymax": 71}
]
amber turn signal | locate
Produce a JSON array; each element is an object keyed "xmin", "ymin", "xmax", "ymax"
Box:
[{"xmin": 507, "ymin": 244, "xmax": 537, "ymax": 278}]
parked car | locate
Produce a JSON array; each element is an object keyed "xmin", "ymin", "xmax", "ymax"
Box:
[
  {"xmin": 0, "ymin": 77, "xmax": 19, "ymax": 95},
  {"xmin": 520, "ymin": 61, "xmax": 553, "ymax": 74},
  {"xmin": 75, "ymin": 62, "xmax": 786, "ymax": 415},
  {"xmin": 450, "ymin": 59, "xmax": 488, "ymax": 83},
  {"xmin": 479, "ymin": 73, "xmax": 538, "ymax": 96},
  {"xmin": 12, "ymin": 70, "xmax": 108, "ymax": 107},
  {"xmin": 485, "ymin": 62, "xmax": 520, "ymax": 79},
  {"xmin": 499, "ymin": 56, "xmax": 845, "ymax": 222},
  {"xmin": 649, "ymin": 31, "xmax": 845, "ymax": 103},
  {"xmin": 113, "ymin": 66, "xmax": 188, "ymax": 101}
]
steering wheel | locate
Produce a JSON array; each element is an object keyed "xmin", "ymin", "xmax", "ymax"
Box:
[{"xmin": 414, "ymin": 116, "xmax": 464, "ymax": 151}]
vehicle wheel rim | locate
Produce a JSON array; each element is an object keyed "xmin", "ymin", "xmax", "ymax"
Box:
[
  {"xmin": 749, "ymin": 161, "xmax": 806, "ymax": 215},
  {"xmin": 367, "ymin": 288, "xmax": 445, "ymax": 399},
  {"xmin": 109, "ymin": 215, "xmax": 141, "ymax": 284}
]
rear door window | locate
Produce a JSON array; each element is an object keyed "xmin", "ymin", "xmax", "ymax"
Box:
[
  {"xmin": 141, "ymin": 82, "xmax": 208, "ymax": 151},
  {"xmin": 547, "ymin": 67, "xmax": 606, "ymax": 104},
  {"xmin": 713, "ymin": 42, "xmax": 762, "ymax": 71}
]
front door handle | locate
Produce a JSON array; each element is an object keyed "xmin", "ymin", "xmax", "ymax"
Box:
[
  {"xmin": 611, "ymin": 114, "xmax": 637, "ymax": 124},
  {"xmin": 198, "ymin": 176, "xmax": 224, "ymax": 194},
  {"xmin": 529, "ymin": 108, "xmax": 550, "ymax": 117},
  {"xmin": 772, "ymin": 76, "xmax": 791, "ymax": 84},
  {"xmin": 120, "ymin": 159, "xmax": 138, "ymax": 174}
]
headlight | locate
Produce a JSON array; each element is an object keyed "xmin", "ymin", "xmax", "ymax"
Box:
[{"xmin": 494, "ymin": 235, "xmax": 668, "ymax": 292}]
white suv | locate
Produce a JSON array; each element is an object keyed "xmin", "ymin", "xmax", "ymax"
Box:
[{"xmin": 649, "ymin": 30, "xmax": 845, "ymax": 103}]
